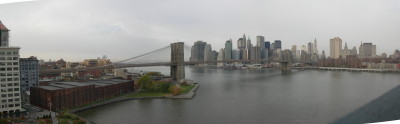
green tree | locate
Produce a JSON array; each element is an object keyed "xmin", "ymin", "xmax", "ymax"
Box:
[{"xmin": 137, "ymin": 75, "xmax": 153, "ymax": 91}]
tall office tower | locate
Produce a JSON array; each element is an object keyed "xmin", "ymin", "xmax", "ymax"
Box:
[
  {"xmin": 190, "ymin": 41, "xmax": 207, "ymax": 62},
  {"xmin": 0, "ymin": 21, "xmax": 22, "ymax": 113},
  {"xmin": 313, "ymin": 38, "xmax": 318, "ymax": 54},
  {"xmin": 242, "ymin": 48, "xmax": 249, "ymax": 61},
  {"xmin": 307, "ymin": 42, "xmax": 313, "ymax": 54},
  {"xmin": 301, "ymin": 45, "xmax": 307, "ymax": 52},
  {"xmin": 0, "ymin": 21, "xmax": 9, "ymax": 47},
  {"xmin": 246, "ymin": 38, "xmax": 252, "ymax": 60},
  {"xmin": 359, "ymin": 42, "xmax": 376, "ymax": 58},
  {"xmin": 217, "ymin": 48, "xmax": 225, "ymax": 66},
  {"xmin": 256, "ymin": 36, "xmax": 265, "ymax": 48},
  {"xmin": 237, "ymin": 38, "xmax": 246, "ymax": 49},
  {"xmin": 291, "ymin": 45, "xmax": 297, "ymax": 60},
  {"xmin": 274, "ymin": 40, "xmax": 282, "ymax": 49},
  {"xmin": 204, "ymin": 44, "xmax": 212, "ymax": 62},
  {"xmin": 252, "ymin": 46, "xmax": 262, "ymax": 62},
  {"xmin": 225, "ymin": 39, "xmax": 233, "ymax": 60},
  {"xmin": 232, "ymin": 49, "xmax": 240, "ymax": 60},
  {"xmin": 243, "ymin": 34, "xmax": 246, "ymax": 46},
  {"xmin": 330, "ymin": 37, "xmax": 342, "ymax": 59},
  {"xmin": 265, "ymin": 41, "xmax": 270, "ymax": 49},
  {"xmin": 271, "ymin": 43, "xmax": 275, "ymax": 50}
]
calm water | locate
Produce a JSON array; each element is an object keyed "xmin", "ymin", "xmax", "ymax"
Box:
[{"xmin": 78, "ymin": 67, "xmax": 400, "ymax": 124}]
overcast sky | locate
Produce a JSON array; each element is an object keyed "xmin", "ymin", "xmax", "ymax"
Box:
[{"xmin": 1, "ymin": 0, "xmax": 400, "ymax": 62}]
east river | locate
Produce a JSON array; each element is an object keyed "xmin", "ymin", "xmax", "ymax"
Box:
[{"xmin": 77, "ymin": 67, "xmax": 400, "ymax": 124}]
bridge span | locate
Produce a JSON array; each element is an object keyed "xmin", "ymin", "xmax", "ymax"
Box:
[{"xmin": 40, "ymin": 42, "xmax": 293, "ymax": 80}]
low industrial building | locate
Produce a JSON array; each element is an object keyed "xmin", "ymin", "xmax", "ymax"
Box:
[{"xmin": 30, "ymin": 79, "xmax": 134, "ymax": 111}]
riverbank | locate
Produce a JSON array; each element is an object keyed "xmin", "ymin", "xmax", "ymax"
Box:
[
  {"xmin": 71, "ymin": 84, "xmax": 199, "ymax": 113},
  {"xmin": 294, "ymin": 67, "xmax": 400, "ymax": 73}
]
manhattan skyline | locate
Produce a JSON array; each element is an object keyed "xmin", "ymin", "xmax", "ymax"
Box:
[{"xmin": 0, "ymin": 0, "xmax": 400, "ymax": 61}]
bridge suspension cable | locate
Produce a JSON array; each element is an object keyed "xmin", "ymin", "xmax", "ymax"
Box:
[{"xmin": 113, "ymin": 45, "xmax": 171, "ymax": 64}]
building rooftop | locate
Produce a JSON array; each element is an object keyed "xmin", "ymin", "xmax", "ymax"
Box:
[
  {"xmin": 0, "ymin": 21, "xmax": 9, "ymax": 31},
  {"xmin": 37, "ymin": 79, "xmax": 131, "ymax": 90}
]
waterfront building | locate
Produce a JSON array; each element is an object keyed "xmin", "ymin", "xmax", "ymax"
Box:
[
  {"xmin": 252, "ymin": 46, "xmax": 262, "ymax": 63},
  {"xmin": 307, "ymin": 42, "xmax": 313, "ymax": 54},
  {"xmin": 30, "ymin": 79, "xmax": 134, "ymax": 111},
  {"xmin": 204, "ymin": 44, "xmax": 213, "ymax": 65},
  {"xmin": 271, "ymin": 43, "xmax": 275, "ymax": 51},
  {"xmin": 351, "ymin": 47, "xmax": 358, "ymax": 56},
  {"xmin": 330, "ymin": 37, "xmax": 342, "ymax": 59},
  {"xmin": 0, "ymin": 21, "xmax": 22, "ymax": 114},
  {"xmin": 237, "ymin": 38, "xmax": 246, "ymax": 50},
  {"xmin": 392, "ymin": 50, "xmax": 400, "ymax": 59},
  {"xmin": 359, "ymin": 42, "xmax": 377, "ymax": 59},
  {"xmin": 190, "ymin": 41, "xmax": 207, "ymax": 62},
  {"xmin": 224, "ymin": 39, "xmax": 233, "ymax": 60}
]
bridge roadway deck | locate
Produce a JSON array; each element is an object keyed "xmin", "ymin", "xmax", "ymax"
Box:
[{"xmin": 40, "ymin": 60, "xmax": 289, "ymax": 74}]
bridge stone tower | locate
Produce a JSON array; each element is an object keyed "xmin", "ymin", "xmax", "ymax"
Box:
[
  {"xmin": 171, "ymin": 42, "xmax": 185, "ymax": 81},
  {"xmin": 281, "ymin": 49, "xmax": 292, "ymax": 72}
]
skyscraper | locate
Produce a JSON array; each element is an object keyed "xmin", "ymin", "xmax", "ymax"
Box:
[
  {"xmin": 265, "ymin": 41, "xmax": 270, "ymax": 49},
  {"xmin": 274, "ymin": 40, "xmax": 282, "ymax": 49},
  {"xmin": 313, "ymin": 38, "xmax": 318, "ymax": 54},
  {"xmin": 359, "ymin": 42, "xmax": 376, "ymax": 58},
  {"xmin": 190, "ymin": 41, "xmax": 207, "ymax": 62},
  {"xmin": 256, "ymin": 36, "xmax": 265, "ymax": 48},
  {"xmin": 204, "ymin": 44, "xmax": 212, "ymax": 62},
  {"xmin": 330, "ymin": 37, "xmax": 342, "ymax": 59},
  {"xmin": 224, "ymin": 39, "xmax": 233, "ymax": 60},
  {"xmin": 0, "ymin": 21, "xmax": 22, "ymax": 113}
]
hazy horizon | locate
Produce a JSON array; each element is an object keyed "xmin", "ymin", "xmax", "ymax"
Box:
[{"xmin": 1, "ymin": 0, "xmax": 400, "ymax": 62}]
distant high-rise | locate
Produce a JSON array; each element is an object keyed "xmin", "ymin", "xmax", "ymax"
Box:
[
  {"xmin": 307, "ymin": 42, "xmax": 313, "ymax": 54},
  {"xmin": 265, "ymin": 41, "xmax": 270, "ymax": 49},
  {"xmin": 204, "ymin": 44, "xmax": 212, "ymax": 62},
  {"xmin": 237, "ymin": 36, "xmax": 246, "ymax": 50},
  {"xmin": 0, "ymin": 21, "xmax": 9, "ymax": 47},
  {"xmin": 313, "ymin": 38, "xmax": 318, "ymax": 54},
  {"xmin": 274, "ymin": 40, "xmax": 282, "ymax": 49},
  {"xmin": 330, "ymin": 37, "xmax": 342, "ymax": 58},
  {"xmin": 224, "ymin": 39, "xmax": 233, "ymax": 60},
  {"xmin": 359, "ymin": 42, "xmax": 376, "ymax": 58},
  {"xmin": 256, "ymin": 36, "xmax": 265, "ymax": 48},
  {"xmin": 190, "ymin": 41, "xmax": 207, "ymax": 62}
]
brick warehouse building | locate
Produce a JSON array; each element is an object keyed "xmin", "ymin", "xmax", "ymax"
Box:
[{"xmin": 30, "ymin": 79, "xmax": 134, "ymax": 110}]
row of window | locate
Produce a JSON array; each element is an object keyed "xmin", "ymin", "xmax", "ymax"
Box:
[
  {"xmin": 0, "ymin": 104, "xmax": 20, "ymax": 108},
  {"xmin": 0, "ymin": 83, "xmax": 19, "ymax": 87},
  {"xmin": 0, "ymin": 57, "xmax": 19, "ymax": 61},
  {"xmin": 0, "ymin": 88, "xmax": 20, "ymax": 92},
  {"xmin": 0, "ymin": 73, "xmax": 19, "ymax": 76},
  {"xmin": 0, "ymin": 93, "xmax": 20, "ymax": 97},
  {"xmin": 0, "ymin": 78, "xmax": 19, "ymax": 82},
  {"xmin": 0, "ymin": 62, "xmax": 18, "ymax": 66},
  {"xmin": 0, "ymin": 67, "xmax": 19, "ymax": 71},
  {"xmin": 0, "ymin": 51, "xmax": 18, "ymax": 56}
]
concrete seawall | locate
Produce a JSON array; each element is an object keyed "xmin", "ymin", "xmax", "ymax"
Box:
[{"xmin": 72, "ymin": 84, "xmax": 199, "ymax": 113}]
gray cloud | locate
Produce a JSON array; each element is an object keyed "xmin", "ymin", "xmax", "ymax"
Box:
[{"xmin": 1, "ymin": 0, "xmax": 399, "ymax": 61}]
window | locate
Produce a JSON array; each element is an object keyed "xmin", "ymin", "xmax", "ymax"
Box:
[
  {"xmin": 14, "ymin": 88, "xmax": 19, "ymax": 92},
  {"xmin": 7, "ymin": 93, "xmax": 12, "ymax": 97},
  {"xmin": 7, "ymin": 88, "xmax": 12, "ymax": 92},
  {"xmin": 13, "ymin": 83, "xmax": 18, "ymax": 86},
  {"xmin": 14, "ymin": 93, "xmax": 19, "ymax": 96},
  {"xmin": 1, "ymin": 94, "xmax": 6, "ymax": 98},
  {"xmin": 8, "ymin": 104, "xmax": 13, "ymax": 107},
  {"xmin": 13, "ymin": 57, "xmax": 18, "ymax": 60}
]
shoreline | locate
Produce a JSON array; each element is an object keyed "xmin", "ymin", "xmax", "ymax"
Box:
[{"xmin": 71, "ymin": 84, "xmax": 199, "ymax": 113}]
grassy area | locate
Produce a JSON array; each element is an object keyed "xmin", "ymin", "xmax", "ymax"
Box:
[
  {"xmin": 126, "ymin": 92, "xmax": 170, "ymax": 98},
  {"xmin": 181, "ymin": 85, "xmax": 196, "ymax": 93}
]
